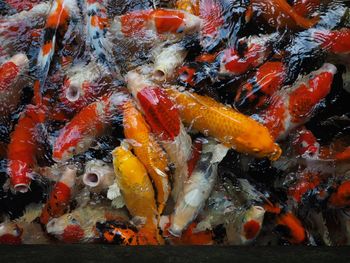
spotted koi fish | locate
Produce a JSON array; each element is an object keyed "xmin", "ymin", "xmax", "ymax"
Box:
[
  {"xmin": 40, "ymin": 166, "xmax": 77, "ymax": 225},
  {"xmin": 165, "ymin": 88, "xmax": 281, "ymax": 161},
  {"xmin": 258, "ymin": 63, "xmax": 337, "ymax": 141}
]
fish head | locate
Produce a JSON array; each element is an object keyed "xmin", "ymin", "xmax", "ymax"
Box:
[{"xmin": 0, "ymin": 222, "xmax": 23, "ymax": 244}]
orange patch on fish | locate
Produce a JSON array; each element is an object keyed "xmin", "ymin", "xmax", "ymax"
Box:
[
  {"xmin": 276, "ymin": 213, "xmax": 306, "ymax": 244},
  {"xmin": 243, "ymin": 220, "xmax": 261, "ymax": 240}
]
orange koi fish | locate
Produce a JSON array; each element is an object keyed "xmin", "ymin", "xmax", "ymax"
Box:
[
  {"xmin": 165, "ymin": 88, "xmax": 281, "ymax": 161},
  {"xmin": 40, "ymin": 167, "xmax": 77, "ymax": 225},
  {"xmin": 112, "ymin": 8, "xmax": 201, "ymax": 38},
  {"xmin": 96, "ymin": 221, "xmax": 160, "ymax": 245},
  {"xmin": 7, "ymin": 103, "xmax": 46, "ymax": 193},
  {"xmin": 176, "ymin": 0, "xmax": 199, "ymax": 15},
  {"xmin": 199, "ymin": 0, "xmax": 224, "ymax": 51},
  {"xmin": 250, "ymin": 0, "xmax": 319, "ymax": 29},
  {"xmin": 53, "ymin": 92, "xmax": 127, "ymax": 162},
  {"xmin": 313, "ymin": 28, "xmax": 350, "ymax": 54},
  {"xmin": 218, "ymin": 33, "xmax": 277, "ymax": 76},
  {"xmin": 126, "ymin": 69, "xmax": 192, "ymax": 202},
  {"xmin": 112, "ymin": 145, "xmax": 163, "ymax": 244},
  {"xmin": 259, "ymin": 63, "xmax": 337, "ymax": 141},
  {"xmin": 122, "ymin": 100, "xmax": 170, "ymax": 214},
  {"xmin": 276, "ymin": 212, "xmax": 306, "ymax": 244},
  {"xmin": 0, "ymin": 53, "xmax": 29, "ymax": 118},
  {"xmin": 328, "ymin": 181, "xmax": 350, "ymax": 208},
  {"xmin": 60, "ymin": 61, "xmax": 109, "ymax": 112},
  {"xmin": 234, "ymin": 61, "xmax": 286, "ymax": 109}
]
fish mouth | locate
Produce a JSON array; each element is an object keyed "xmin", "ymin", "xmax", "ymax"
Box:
[
  {"xmin": 268, "ymin": 143, "xmax": 282, "ymax": 161},
  {"xmin": 83, "ymin": 172, "xmax": 100, "ymax": 187},
  {"xmin": 14, "ymin": 184, "xmax": 29, "ymax": 193}
]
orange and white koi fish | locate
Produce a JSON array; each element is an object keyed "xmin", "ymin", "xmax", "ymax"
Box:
[
  {"xmin": 40, "ymin": 166, "xmax": 77, "ymax": 225},
  {"xmin": 60, "ymin": 61, "xmax": 109, "ymax": 112},
  {"xmin": 199, "ymin": 0, "xmax": 224, "ymax": 51},
  {"xmin": 85, "ymin": 0, "xmax": 119, "ymax": 74},
  {"xmin": 313, "ymin": 28, "xmax": 350, "ymax": 54},
  {"xmin": 112, "ymin": 8, "xmax": 201, "ymax": 39},
  {"xmin": 152, "ymin": 42, "xmax": 188, "ymax": 82},
  {"xmin": 234, "ymin": 61, "xmax": 286, "ymax": 110},
  {"xmin": 0, "ymin": 203, "xmax": 50, "ymax": 244},
  {"xmin": 169, "ymin": 140, "xmax": 228, "ymax": 236},
  {"xmin": 36, "ymin": 0, "xmax": 80, "ymax": 95},
  {"xmin": 7, "ymin": 103, "xmax": 46, "ymax": 193},
  {"xmin": 82, "ymin": 160, "xmax": 115, "ymax": 193},
  {"xmin": 126, "ymin": 68, "xmax": 192, "ymax": 202},
  {"xmin": 122, "ymin": 100, "xmax": 170, "ymax": 214},
  {"xmin": 165, "ymin": 88, "xmax": 281, "ymax": 161},
  {"xmin": 96, "ymin": 220, "xmax": 160, "ymax": 245},
  {"xmin": 225, "ymin": 205, "xmax": 265, "ymax": 245},
  {"xmin": 275, "ymin": 212, "xmax": 306, "ymax": 244},
  {"xmin": 53, "ymin": 91, "xmax": 127, "ymax": 162},
  {"xmin": 46, "ymin": 203, "xmax": 128, "ymax": 243},
  {"xmin": 258, "ymin": 63, "xmax": 337, "ymax": 141},
  {"xmin": 176, "ymin": 0, "xmax": 199, "ymax": 16},
  {"xmin": 0, "ymin": 53, "xmax": 29, "ymax": 118},
  {"xmin": 218, "ymin": 33, "xmax": 277, "ymax": 76},
  {"xmin": 250, "ymin": 0, "xmax": 319, "ymax": 29}
]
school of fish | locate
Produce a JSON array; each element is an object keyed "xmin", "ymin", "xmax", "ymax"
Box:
[{"xmin": 0, "ymin": 0, "xmax": 349, "ymax": 245}]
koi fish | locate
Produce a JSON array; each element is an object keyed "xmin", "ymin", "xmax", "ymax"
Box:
[
  {"xmin": 177, "ymin": 62, "xmax": 213, "ymax": 88},
  {"xmin": 0, "ymin": 203, "xmax": 50, "ymax": 244},
  {"xmin": 258, "ymin": 63, "xmax": 337, "ymax": 141},
  {"xmin": 328, "ymin": 181, "xmax": 350, "ymax": 209},
  {"xmin": 96, "ymin": 220, "xmax": 160, "ymax": 245},
  {"xmin": 292, "ymin": 127, "xmax": 320, "ymax": 158},
  {"xmin": 176, "ymin": 0, "xmax": 199, "ymax": 16},
  {"xmin": 85, "ymin": 0, "xmax": 119, "ymax": 74},
  {"xmin": 218, "ymin": 33, "xmax": 277, "ymax": 76},
  {"xmin": 313, "ymin": 28, "xmax": 350, "ymax": 54},
  {"xmin": 152, "ymin": 42, "xmax": 188, "ymax": 82},
  {"xmin": 46, "ymin": 203, "xmax": 128, "ymax": 243},
  {"xmin": 0, "ymin": 53, "xmax": 29, "ymax": 118},
  {"xmin": 36, "ymin": 0, "xmax": 80, "ymax": 95},
  {"xmin": 3, "ymin": 0, "xmax": 42, "ymax": 12},
  {"xmin": 225, "ymin": 205, "xmax": 265, "ymax": 245},
  {"xmin": 52, "ymin": 92, "xmax": 127, "ymax": 162},
  {"xmin": 250, "ymin": 0, "xmax": 319, "ymax": 29},
  {"xmin": 126, "ymin": 69, "xmax": 192, "ymax": 203},
  {"xmin": 292, "ymin": 0, "xmax": 320, "ymax": 17},
  {"xmin": 7, "ymin": 104, "xmax": 46, "ymax": 193},
  {"xmin": 82, "ymin": 160, "xmax": 115, "ymax": 193},
  {"xmin": 112, "ymin": 8, "xmax": 201, "ymax": 38},
  {"xmin": 169, "ymin": 140, "xmax": 228, "ymax": 236},
  {"xmin": 60, "ymin": 61, "xmax": 109, "ymax": 112},
  {"xmin": 40, "ymin": 166, "xmax": 77, "ymax": 225},
  {"xmin": 199, "ymin": 0, "xmax": 224, "ymax": 51},
  {"xmin": 234, "ymin": 61, "xmax": 286, "ymax": 110},
  {"xmin": 122, "ymin": 100, "xmax": 170, "ymax": 214},
  {"xmin": 275, "ymin": 212, "xmax": 306, "ymax": 244},
  {"xmin": 112, "ymin": 145, "xmax": 159, "ymax": 229},
  {"xmin": 165, "ymin": 88, "xmax": 281, "ymax": 161}
]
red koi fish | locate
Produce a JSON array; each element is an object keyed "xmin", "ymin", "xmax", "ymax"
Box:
[
  {"xmin": 40, "ymin": 167, "xmax": 77, "ymax": 225},
  {"xmin": 4, "ymin": 0, "xmax": 42, "ymax": 12},
  {"xmin": 258, "ymin": 63, "xmax": 336, "ymax": 141},
  {"xmin": 292, "ymin": 127, "xmax": 320, "ymax": 158},
  {"xmin": 0, "ymin": 53, "xmax": 29, "ymax": 118},
  {"xmin": 52, "ymin": 92, "xmax": 127, "ymax": 162},
  {"xmin": 7, "ymin": 104, "xmax": 46, "ymax": 193},
  {"xmin": 126, "ymin": 68, "xmax": 192, "ymax": 202},
  {"xmin": 60, "ymin": 61, "xmax": 110, "ymax": 112},
  {"xmin": 112, "ymin": 8, "xmax": 201, "ymax": 38},
  {"xmin": 276, "ymin": 212, "xmax": 306, "ymax": 244},
  {"xmin": 199, "ymin": 0, "xmax": 224, "ymax": 51},
  {"xmin": 235, "ymin": 61, "xmax": 286, "ymax": 109},
  {"xmin": 288, "ymin": 170, "xmax": 322, "ymax": 203},
  {"xmin": 250, "ymin": 0, "xmax": 319, "ymax": 29},
  {"xmin": 219, "ymin": 33, "xmax": 277, "ymax": 76},
  {"xmin": 313, "ymin": 28, "xmax": 350, "ymax": 54},
  {"xmin": 329, "ymin": 181, "xmax": 350, "ymax": 208}
]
